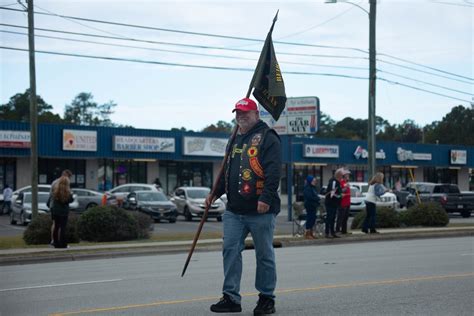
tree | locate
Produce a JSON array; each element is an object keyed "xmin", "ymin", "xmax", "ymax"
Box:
[
  {"xmin": 63, "ymin": 93, "xmax": 117, "ymax": 126},
  {"xmin": 317, "ymin": 111, "xmax": 336, "ymax": 137},
  {"xmin": 0, "ymin": 89, "xmax": 63, "ymax": 123},
  {"xmin": 424, "ymin": 105, "xmax": 474, "ymax": 145},
  {"xmin": 333, "ymin": 117, "xmax": 367, "ymax": 140},
  {"xmin": 201, "ymin": 120, "xmax": 234, "ymax": 133}
]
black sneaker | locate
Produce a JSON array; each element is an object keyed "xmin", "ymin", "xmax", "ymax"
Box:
[
  {"xmin": 210, "ymin": 294, "xmax": 242, "ymax": 313},
  {"xmin": 253, "ymin": 294, "xmax": 275, "ymax": 315}
]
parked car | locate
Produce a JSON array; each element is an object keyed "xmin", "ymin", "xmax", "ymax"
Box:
[
  {"xmin": 11, "ymin": 185, "xmax": 79, "ymax": 210},
  {"xmin": 123, "ymin": 190, "xmax": 177, "ymax": 223},
  {"xmin": 71, "ymin": 188, "xmax": 117, "ymax": 212},
  {"xmin": 349, "ymin": 186, "xmax": 366, "ymax": 214},
  {"xmin": 171, "ymin": 186, "xmax": 225, "ymax": 221},
  {"xmin": 405, "ymin": 183, "xmax": 474, "ymax": 218},
  {"xmin": 106, "ymin": 183, "xmax": 159, "ymax": 205},
  {"xmin": 349, "ymin": 182, "xmax": 399, "ymax": 210},
  {"xmin": 394, "ymin": 182, "xmax": 433, "ymax": 208},
  {"xmin": 10, "ymin": 192, "xmax": 50, "ymax": 225}
]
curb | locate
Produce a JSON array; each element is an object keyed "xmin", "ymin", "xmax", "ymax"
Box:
[{"xmin": 0, "ymin": 229, "xmax": 473, "ymax": 266}]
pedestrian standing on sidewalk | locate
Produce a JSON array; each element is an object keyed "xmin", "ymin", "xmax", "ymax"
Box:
[
  {"xmin": 49, "ymin": 170, "xmax": 73, "ymax": 245},
  {"xmin": 325, "ymin": 168, "xmax": 343, "ymax": 238},
  {"xmin": 206, "ymin": 97, "xmax": 281, "ymax": 315},
  {"xmin": 303, "ymin": 175, "xmax": 320, "ymax": 239},
  {"xmin": 336, "ymin": 169, "xmax": 351, "ymax": 235},
  {"xmin": 50, "ymin": 176, "xmax": 74, "ymax": 248},
  {"xmin": 363, "ymin": 172, "xmax": 388, "ymax": 234},
  {"xmin": 1, "ymin": 184, "xmax": 13, "ymax": 215}
]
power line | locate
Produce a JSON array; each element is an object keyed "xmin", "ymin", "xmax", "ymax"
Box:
[
  {"xmin": 0, "ymin": 29, "xmax": 369, "ymax": 71},
  {"xmin": 0, "ymin": 6, "xmax": 368, "ymax": 54},
  {"xmin": 377, "ymin": 58, "xmax": 473, "ymax": 85},
  {"xmin": 378, "ymin": 77, "xmax": 470, "ymax": 103},
  {"xmin": 377, "ymin": 69, "xmax": 473, "ymax": 96},
  {"xmin": 2, "ymin": 6, "xmax": 471, "ymax": 82},
  {"xmin": 2, "ymin": 45, "xmax": 470, "ymax": 104},
  {"xmin": 0, "ymin": 23, "xmax": 368, "ymax": 60},
  {"xmin": 378, "ymin": 53, "xmax": 473, "ymax": 81},
  {"xmin": 0, "ymin": 46, "xmax": 369, "ymax": 80}
]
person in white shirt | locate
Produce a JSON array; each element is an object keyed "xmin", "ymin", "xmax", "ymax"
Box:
[
  {"xmin": 1, "ymin": 184, "xmax": 13, "ymax": 215},
  {"xmin": 363, "ymin": 172, "xmax": 389, "ymax": 234}
]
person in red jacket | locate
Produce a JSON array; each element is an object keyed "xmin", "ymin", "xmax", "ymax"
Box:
[{"xmin": 336, "ymin": 169, "xmax": 351, "ymax": 235}]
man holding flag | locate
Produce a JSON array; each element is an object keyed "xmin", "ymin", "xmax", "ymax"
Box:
[{"xmin": 205, "ymin": 12, "xmax": 286, "ymax": 315}]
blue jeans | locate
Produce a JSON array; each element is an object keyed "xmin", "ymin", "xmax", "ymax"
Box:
[
  {"xmin": 222, "ymin": 210, "xmax": 277, "ymax": 304},
  {"xmin": 305, "ymin": 209, "xmax": 316, "ymax": 230},
  {"xmin": 363, "ymin": 201, "xmax": 376, "ymax": 231}
]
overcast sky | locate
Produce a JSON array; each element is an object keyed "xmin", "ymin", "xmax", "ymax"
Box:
[{"xmin": 1, "ymin": 0, "xmax": 473, "ymax": 131}]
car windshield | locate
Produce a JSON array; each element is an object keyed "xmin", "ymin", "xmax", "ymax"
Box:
[
  {"xmin": 186, "ymin": 188, "xmax": 210, "ymax": 199},
  {"xmin": 23, "ymin": 194, "xmax": 49, "ymax": 203},
  {"xmin": 137, "ymin": 192, "xmax": 167, "ymax": 202}
]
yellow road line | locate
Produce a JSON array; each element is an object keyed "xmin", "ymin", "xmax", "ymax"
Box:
[{"xmin": 50, "ymin": 272, "xmax": 474, "ymax": 316}]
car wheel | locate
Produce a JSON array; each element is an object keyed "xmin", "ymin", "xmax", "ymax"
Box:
[
  {"xmin": 169, "ymin": 218, "xmax": 176, "ymax": 223},
  {"xmin": 10, "ymin": 212, "xmax": 17, "ymax": 225},
  {"xmin": 86, "ymin": 203, "xmax": 97, "ymax": 210},
  {"xmin": 184, "ymin": 207, "xmax": 192, "ymax": 221},
  {"xmin": 217, "ymin": 216, "xmax": 222, "ymax": 222},
  {"xmin": 406, "ymin": 201, "xmax": 414, "ymax": 209},
  {"xmin": 154, "ymin": 219, "xmax": 160, "ymax": 223},
  {"xmin": 461, "ymin": 210, "xmax": 471, "ymax": 218}
]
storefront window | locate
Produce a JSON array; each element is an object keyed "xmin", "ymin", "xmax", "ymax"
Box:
[
  {"xmin": 0, "ymin": 158, "xmax": 16, "ymax": 190},
  {"xmin": 159, "ymin": 161, "xmax": 213, "ymax": 193},
  {"xmin": 38, "ymin": 158, "xmax": 85, "ymax": 188},
  {"xmin": 424, "ymin": 167, "xmax": 458, "ymax": 184},
  {"xmin": 293, "ymin": 164, "xmax": 323, "ymax": 202},
  {"xmin": 97, "ymin": 159, "xmax": 147, "ymax": 191}
]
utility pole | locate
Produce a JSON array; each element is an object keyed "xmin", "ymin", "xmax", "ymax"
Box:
[
  {"xmin": 27, "ymin": 0, "xmax": 38, "ymax": 218},
  {"xmin": 367, "ymin": 0, "xmax": 377, "ymax": 179}
]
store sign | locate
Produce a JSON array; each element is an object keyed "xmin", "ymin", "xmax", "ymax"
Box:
[
  {"xmin": 303, "ymin": 144, "xmax": 339, "ymax": 158},
  {"xmin": 183, "ymin": 136, "xmax": 227, "ymax": 156},
  {"xmin": 450, "ymin": 150, "xmax": 467, "ymax": 165},
  {"xmin": 396, "ymin": 147, "xmax": 432, "ymax": 161},
  {"xmin": 0, "ymin": 130, "xmax": 30, "ymax": 148},
  {"xmin": 259, "ymin": 97, "xmax": 320, "ymax": 135},
  {"xmin": 353, "ymin": 146, "xmax": 386, "ymax": 160},
  {"xmin": 63, "ymin": 130, "xmax": 97, "ymax": 151},
  {"xmin": 113, "ymin": 135, "xmax": 175, "ymax": 152}
]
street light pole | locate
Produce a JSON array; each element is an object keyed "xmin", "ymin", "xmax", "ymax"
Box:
[
  {"xmin": 368, "ymin": 0, "xmax": 377, "ymax": 179},
  {"xmin": 325, "ymin": 0, "xmax": 377, "ymax": 179}
]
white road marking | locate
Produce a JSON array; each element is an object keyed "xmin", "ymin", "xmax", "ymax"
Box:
[
  {"xmin": 0, "ymin": 279, "xmax": 122, "ymax": 292},
  {"xmin": 460, "ymin": 253, "xmax": 474, "ymax": 256}
]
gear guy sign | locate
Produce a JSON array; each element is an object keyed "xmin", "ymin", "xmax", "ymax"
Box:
[{"xmin": 259, "ymin": 97, "xmax": 320, "ymax": 135}]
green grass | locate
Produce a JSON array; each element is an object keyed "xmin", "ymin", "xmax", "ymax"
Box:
[{"xmin": 0, "ymin": 231, "xmax": 224, "ymax": 250}]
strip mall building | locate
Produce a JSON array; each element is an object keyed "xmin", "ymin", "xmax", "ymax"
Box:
[{"xmin": 1, "ymin": 121, "xmax": 473, "ymax": 202}]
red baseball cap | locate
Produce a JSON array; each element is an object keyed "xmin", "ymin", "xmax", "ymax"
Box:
[{"xmin": 232, "ymin": 98, "xmax": 258, "ymax": 112}]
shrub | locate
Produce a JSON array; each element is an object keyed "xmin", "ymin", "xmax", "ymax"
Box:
[
  {"xmin": 351, "ymin": 207, "xmax": 401, "ymax": 229},
  {"xmin": 66, "ymin": 213, "xmax": 80, "ymax": 243},
  {"xmin": 23, "ymin": 214, "xmax": 52, "ymax": 245},
  {"xmin": 23, "ymin": 213, "xmax": 80, "ymax": 245},
  {"xmin": 77, "ymin": 206, "xmax": 139, "ymax": 242},
  {"xmin": 401, "ymin": 202, "xmax": 449, "ymax": 227},
  {"xmin": 131, "ymin": 211, "xmax": 153, "ymax": 239}
]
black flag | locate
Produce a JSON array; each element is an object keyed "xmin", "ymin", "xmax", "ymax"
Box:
[{"xmin": 248, "ymin": 11, "xmax": 287, "ymax": 121}]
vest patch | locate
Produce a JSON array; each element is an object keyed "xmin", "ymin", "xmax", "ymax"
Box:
[
  {"xmin": 242, "ymin": 169, "xmax": 252, "ymax": 181},
  {"xmin": 247, "ymin": 146, "xmax": 258, "ymax": 158},
  {"xmin": 251, "ymin": 133, "xmax": 263, "ymax": 146},
  {"xmin": 249, "ymin": 157, "xmax": 264, "ymax": 178}
]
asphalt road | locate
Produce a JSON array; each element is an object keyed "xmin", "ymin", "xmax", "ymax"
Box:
[
  {"xmin": 1, "ymin": 211, "xmax": 473, "ymax": 237},
  {"xmin": 1, "ymin": 237, "xmax": 473, "ymax": 316}
]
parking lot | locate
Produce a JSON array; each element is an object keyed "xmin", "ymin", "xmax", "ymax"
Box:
[{"xmin": 0, "ymin": 210, "xmax": 473, "ymax": 238}]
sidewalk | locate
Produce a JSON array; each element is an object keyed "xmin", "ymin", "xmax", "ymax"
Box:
[{"xmin": 0, "ymin": 226, "xmax": 473, "ymax": 266}]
